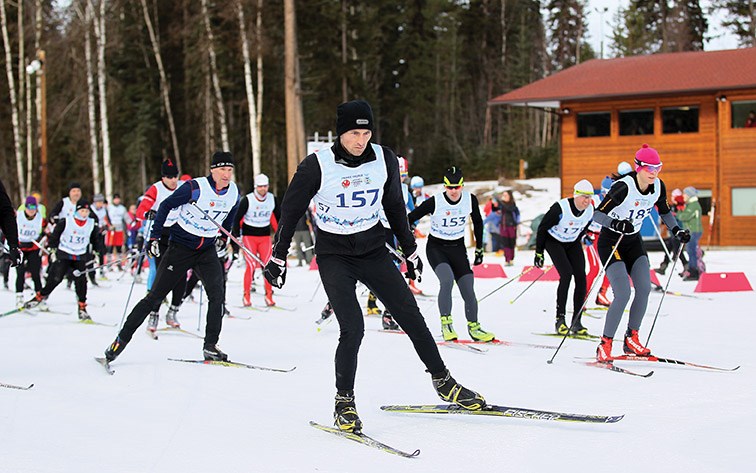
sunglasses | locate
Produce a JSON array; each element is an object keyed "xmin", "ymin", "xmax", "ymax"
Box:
[
  {"xmin": 445, "ymin": 185, "xmax": 462, "ymax": 190},
  {"xmin": 635, "ymin": 161, "xmax": 663, "ymax": 173}
]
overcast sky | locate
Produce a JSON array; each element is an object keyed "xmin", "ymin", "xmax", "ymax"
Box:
[{"xmin": 585, "ymin": 0, "xmax": 739, "ymax": 58}]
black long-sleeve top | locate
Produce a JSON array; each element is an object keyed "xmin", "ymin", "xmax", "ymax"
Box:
[
  {"xmin": 407, "ymin": 192, "xmax": 484, "ymax": 249},
  {"xmin": 535, "ymin": 198, "xmax": 591, "ymax": 254},
  {"xmin": 232, "ymin": 193, "xmax": 282, "ymax": 237},
  {"xmin": 271, "ymin": 140, "xmax": 416, "ymax": 260},
  {"xmin": 0, "ymin": 179, "xmax": 18, "ymax": 249}
]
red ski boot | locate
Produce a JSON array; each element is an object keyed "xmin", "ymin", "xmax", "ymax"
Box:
[{"xmin": 623, "ymin": 329, "xmax": 651, "ymax": 356}]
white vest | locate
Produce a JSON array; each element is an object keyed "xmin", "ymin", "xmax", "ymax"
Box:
[
  {"xmin": 109, "ymin": 204, "xmax": 127, "ymax": 230},
  {"xmin": 587, "ymin": 194, "xmax": 603, "ymax": 233},
  {"xmin": 242, "ymin": 192, "xmax": 276, "ymax": 227},
  {"xmin": 17, "ymin": 212, "xmax": 43, "ymax": 243},
  {"xmin": 58, "ymin": 216, "xmax": 95, "ymax": 256},
  {"xmin": 380, "ymin": 182, "xmax": 410, "ymax": 228},
  {"xmin": 606, "ymin": 175, "xmax": 662, "ymax": 234},
  {"xmin": 60, "ymin": 197, "xmax": 77, "ymax": 219},
  {"xmin": 152, "ymin": 180, "xmax": 183, "ymax": 228},
  {"xmin": 176, "ymin": 177, "xmax": 239, "ymax": 238},
  {"xmin": 92, "ymin": 206, "xmax": 108, "ymax": 228},
  {"xmin": 312, "ymin": 144, "xmax": 387, "ymax": 235},
  {"xmin": 430, "ymin": 191, "xmax": 472, "ymax": 240},
  {"xmin": 547, "ymin": 198, "xmax": 594, "ymax": 243}
]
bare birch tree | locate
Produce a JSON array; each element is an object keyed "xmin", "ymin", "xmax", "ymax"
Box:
[
  {"xmin": 236, "ymin": 0, "xmax": 261, "ymax": 175},
  {"xmin": 80, "ymin": 0, "xmax": 101, "ymax": 195},
  {"xmin": 92, "ymin": 0, "xmax": 113, "ymax": 200},
  {"xmin": 1, "ymin": 0, "xmax": 25, "ymax": 199},
  {"xmin": 255, "ymin": 0, "xmax": 264, "ymax": 166},
  {"xmin": 201, "ymin": 0, "xmax": 229, "ymax": 152},
  {"xmin": 139, "ymin": 0, "xmax": 181, "ymax": 169}
]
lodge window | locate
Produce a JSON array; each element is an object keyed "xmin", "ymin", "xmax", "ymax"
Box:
[
  {"xmin": 619, "ymin": 109, "xmax": 654, "ymax": 136},
  {"xmin": 662, "ymin": 106, "xmax": 699, "ymax": 133},
  {"xmin": 577, "ymin": 112, "xmax": 610, "ymax": 137},
  {"xmin": 732, "ymin": 188, "xmax": 756, "ymax": 216},
  {"xmin": 731, "ymin": 100, "xmax": 756, "ymax": 129}
]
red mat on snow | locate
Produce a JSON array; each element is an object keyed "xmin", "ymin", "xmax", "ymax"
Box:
[
  {"xmin": 519, "ymin": 266, "xmax": 560, "ymax": 281},
  {"xmin": 694, "ymin": 272, "xmax": 753, "ymax": 293},
  {"xmin": 473, "ymin": 263, "xmax": 507, "ymax": 279}
]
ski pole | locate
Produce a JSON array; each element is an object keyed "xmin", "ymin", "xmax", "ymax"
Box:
[
  {"xmin": 648, "ymin": 216, "xmax": 672, "ymax": 262},
  {"xmin": 190, "ymin": 202, "xmax": 265, "ymax": 266},
  {"xmin": 73, "ymin": 250, "xmax": 141, "ymax": 277},
  {"xmin": 31, "ymin": 239, "xmax": 51, "ymax": 256},
  {"xmin": 509, "ymin": 266, "xmax": 551, "ymax": 304},
  {"xmin": 198, "ymin": 282, "xmax": 203, "ymax": 332},
  {"xmin": 117, "ymin": 259, "xmax": 142, "ymax": 331},
  {"xmin": 645, "ymin": 242, "xmax": 686, "ymax": 346},
  {"xmin": 547, "ymin": 234, "xmax": 624, "ymax": 364},
  {"xmin": 309, "ymin": 278, "xmax": 322, "ymax": 302},
  {"xmin": 477, "ymin": 265, "xmax": 537, "ymax": 303}
]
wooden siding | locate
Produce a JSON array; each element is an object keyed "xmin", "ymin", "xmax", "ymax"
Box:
[{"xmin": 558, "ymin": 90, "xmax": 756, "ymax": 246}]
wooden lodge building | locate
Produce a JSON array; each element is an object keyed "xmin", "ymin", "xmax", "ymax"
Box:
[{"xmin": 490, "ymin": 47, "xmax": 756, "ymax": 246}]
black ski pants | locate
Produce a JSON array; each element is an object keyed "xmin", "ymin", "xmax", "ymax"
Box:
[
  {"xmin": 16, "ymin": 250, "xmax": 43, "ymax": 293},
  {"xmin": 42, "ymin": 257, "xmax": 88, "ymax": 302},
  {"xmin": 318, "ymin": 246, "xmax": 446, "ymax": 391},
  {"xmin": 118, "ymin": 242, "xmax": 225, "ymax": 348},
  {"xmin": 155, "ymin": 234, "xmax": 186, "ymax": 307},
  {"xmin": 544, "ymin": 236, "xmax": 586, "ymax": 319}
]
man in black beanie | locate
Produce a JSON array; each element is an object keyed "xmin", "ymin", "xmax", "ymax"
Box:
[
  {"xmin": 48, "ymin": 182, "xmax": 83, "ymax": 223},
  {"xmin": 264, "ymin": 99, "xmax": 486, "ymax": 434},
  {"xmin": 103, "ymin": 152, "xmax": 240, "ymax": 366}
]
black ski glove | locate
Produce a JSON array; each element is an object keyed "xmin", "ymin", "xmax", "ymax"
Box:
[
  {"xmin": 8, "ymin": 246, "xmax": 22, "ymax": 267},
  {"xmin": 473, "ymin": 248, "xmax": 484, "ymax": 266},
  {"xmin": 672, "ymin": 226, "xmax": 691, "ymax": 243},
  {"xmin": 264, "ymin": 257, "xmax": 287, "ymax": 288},
  {"xmin": 146, "ymin": 239, "xmax": 160, "ymax": 258},
  {"xmin": 610, "ymin": 219, "xmax": 634, "ymax": 234},
  {"xmin": 534, "ymin": 252, "xmax": 545, "ymax": 268},
  {"xmin": 405, "ymin": 251, "xmax": 424, "ymax": 282}
]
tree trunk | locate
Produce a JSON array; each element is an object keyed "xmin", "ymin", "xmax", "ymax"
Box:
[
  {"xmin": 34, "ymin": 0, "xmax": 41, "ymax": 179},
  {"xmin": 25, "ymin": 64, "xmax": 32, "ymax": 195},
  {"xmin": 341, "ymin": 0, "xmax": 347, "ymax": 102},
  {"xmin": 17, "ymin": 0, "xmax": 25, "ymax": 194},
  {"xmin": 93, "ymin": 0, "xmax": 112, "ymax": 200},
  {"xmin": 284, "ymin": 0, "xmax": 305, "ymax": 180},
  {"xmin": 200, "ymin": 0, "xmax": 229, "ymax": 152},
  {"xmin": 139, "ymin": 0, "xmax": 181, "ymax": 170},
  {"xmin": 1, "ymin": 0, "xmax": 26, "ymax": 200},
  {"xmin": 82, "ymin": 0, "xmax": 101, "ymax": 195},
  {"xmin": 236, "ymin": 0, "xmax": 261, "ymax": 176},
  {"xmin": 255, "ymin": 0, "xmax": 264, "ymax": 168}
]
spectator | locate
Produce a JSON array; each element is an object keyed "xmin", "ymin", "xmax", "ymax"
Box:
[
  {"xmin": 677, "ymin": 186, "xmax": 703, "ymax": 281},
  {"xmin": 746, "ymin": 110, "xmax": 756, "ymax": 128},
  {"xmin": 492, "ymin": 190, "xmax": 519, "ymax": 265}
]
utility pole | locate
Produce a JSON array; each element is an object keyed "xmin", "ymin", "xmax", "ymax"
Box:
[{"xmin": 595, "ymin": 7, "xmax": 608, "ymax": 59}]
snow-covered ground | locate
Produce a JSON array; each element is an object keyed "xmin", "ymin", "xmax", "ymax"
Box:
[{"xmin": 1, "ymin": 178, "xmax": 754, "ymax": 473}]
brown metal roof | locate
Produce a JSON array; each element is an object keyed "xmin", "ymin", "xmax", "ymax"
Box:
[{"xmin": 490, "ymin": 47, "xmax": 756, "ymax": 107}]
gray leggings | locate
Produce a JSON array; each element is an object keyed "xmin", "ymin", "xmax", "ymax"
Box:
[
  {"xmin": 435, "ymin": 264, "xmax": 478, "ymax": 323},
  {"xmin": 602, "ymin": 255, "xmax": 652, "ymax": 339}
]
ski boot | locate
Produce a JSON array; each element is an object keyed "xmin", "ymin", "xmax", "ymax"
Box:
[
  {"xmin": 623, "ymin": 328, "xmax": 651, "ymax": 356},
  {"xmin": 146, "ymin": 311, "xmax": 159, "ymax": 334},
  {"xmin": 264, "ymin": 291, "xmax": 276, "ymax": 307},
  {"xmin": 555, "ymin": 316, "xmax": 569, "ymax": 335},
  {"xmin": 23, "ymin": 292, "xmax": 47, "ymax": 311},
  {"xmin": 382, "ymin": 312, "xmax": 399, "ymax": 330},
  {"xmin": 203, "ymin": 344, "xmax": 228, "ymax": 361},
  {"xmin": 595, "ymin": 287, "xmax": 611, "ymax": 307},
  {"xmin": 366, "ymin": 292, "xmax": 381, "ymax": 315},
  {"xmin": 334, "ymin": 390, "xmax": 362, "ymax": 433},
  {"xmin": 570, "ymin": 315, "xmax": 588, "ymax": 336},
  {"xmin": 223, "ymin": 306, "xmax": 231, "ymax": 318},
  {"xmin": 408, "ymin": 279, "xmax": 423, "ymax": 296},
  {"xmin": 104, "ymin": 336, "xmax": 126, "ymax": 362},
  {"xmin": 467, "ymin": 321, "xmax": 495, "ymax": 342},
  {"xmin": 15, "ymin": 293, "xmax": 24, "ymax": 308},
  {"xmin": 654, "ymin": 260, "xmax": 668, "ymax": 275},
  {"xmin": 242, "ymin": 292, "xmax": 252, "ymax": 307},
  {"xmin": 440, "ymin": 315, "xmax": 458, "ymax": 341},
  {"xmin": 596, "ymin": 336, "xmax": 613, "ymax": 362},
  {"xmin": 683, "ymin": 268, "xmax": 700, "ymax": 281},
  {"xmin": 165, "ymin": 305, "xmax": 181, "ymax": 328},
  {"xmin": 77, "ymin": 302, "xmax": 92, "ymax": 321},
  {"xmin": 431, "ymin": 369, "xmax": 486, "ymax": 410}
]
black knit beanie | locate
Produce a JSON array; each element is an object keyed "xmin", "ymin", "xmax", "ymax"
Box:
[
  {"xmin": 161, "ymin": 159, "xmax": 179, "ymax": 177},
  {"xmin": 336, "ymin": 100, "xmax": 374, "ymax": 135},
  {"xmin": 210, "ymin": 151, "xmax": 235, "ymax": 169}
]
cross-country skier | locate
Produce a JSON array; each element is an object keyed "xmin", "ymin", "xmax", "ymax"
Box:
[
  {"xmin": 534, "ymin": 179, "xmax": 595, "ymax": 336},
  {"xmin": 24, "ymin": 199, "xmax": 99, "ymax": 320},
  {"xmin": 406, "ymin": 165, "xmax": 494, "ymax": 342},
  {"xmin": 233, "ymin": 173, "xmax": 280, "ymax": 307},
  {"xmin": 593, "ymin": 144, "xmax": 690, "ymax": 361},
  {"xmin": 48, "ymin": 182, "xmax": 83, "ymax": 223},
  {"xmin": 15, "ymin": 196, "xmax": 46, "ymax": 306},
  {"xmin": 103, "ymin": 152, "xmax": 240, "ymax": 363},
  {"xmin": 263, "ymin": 99, "xmax": 485, "ymax": 434},
  {"xmin": 0, "ymin": 179, "xmax": 21, "ymax": 271}
]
